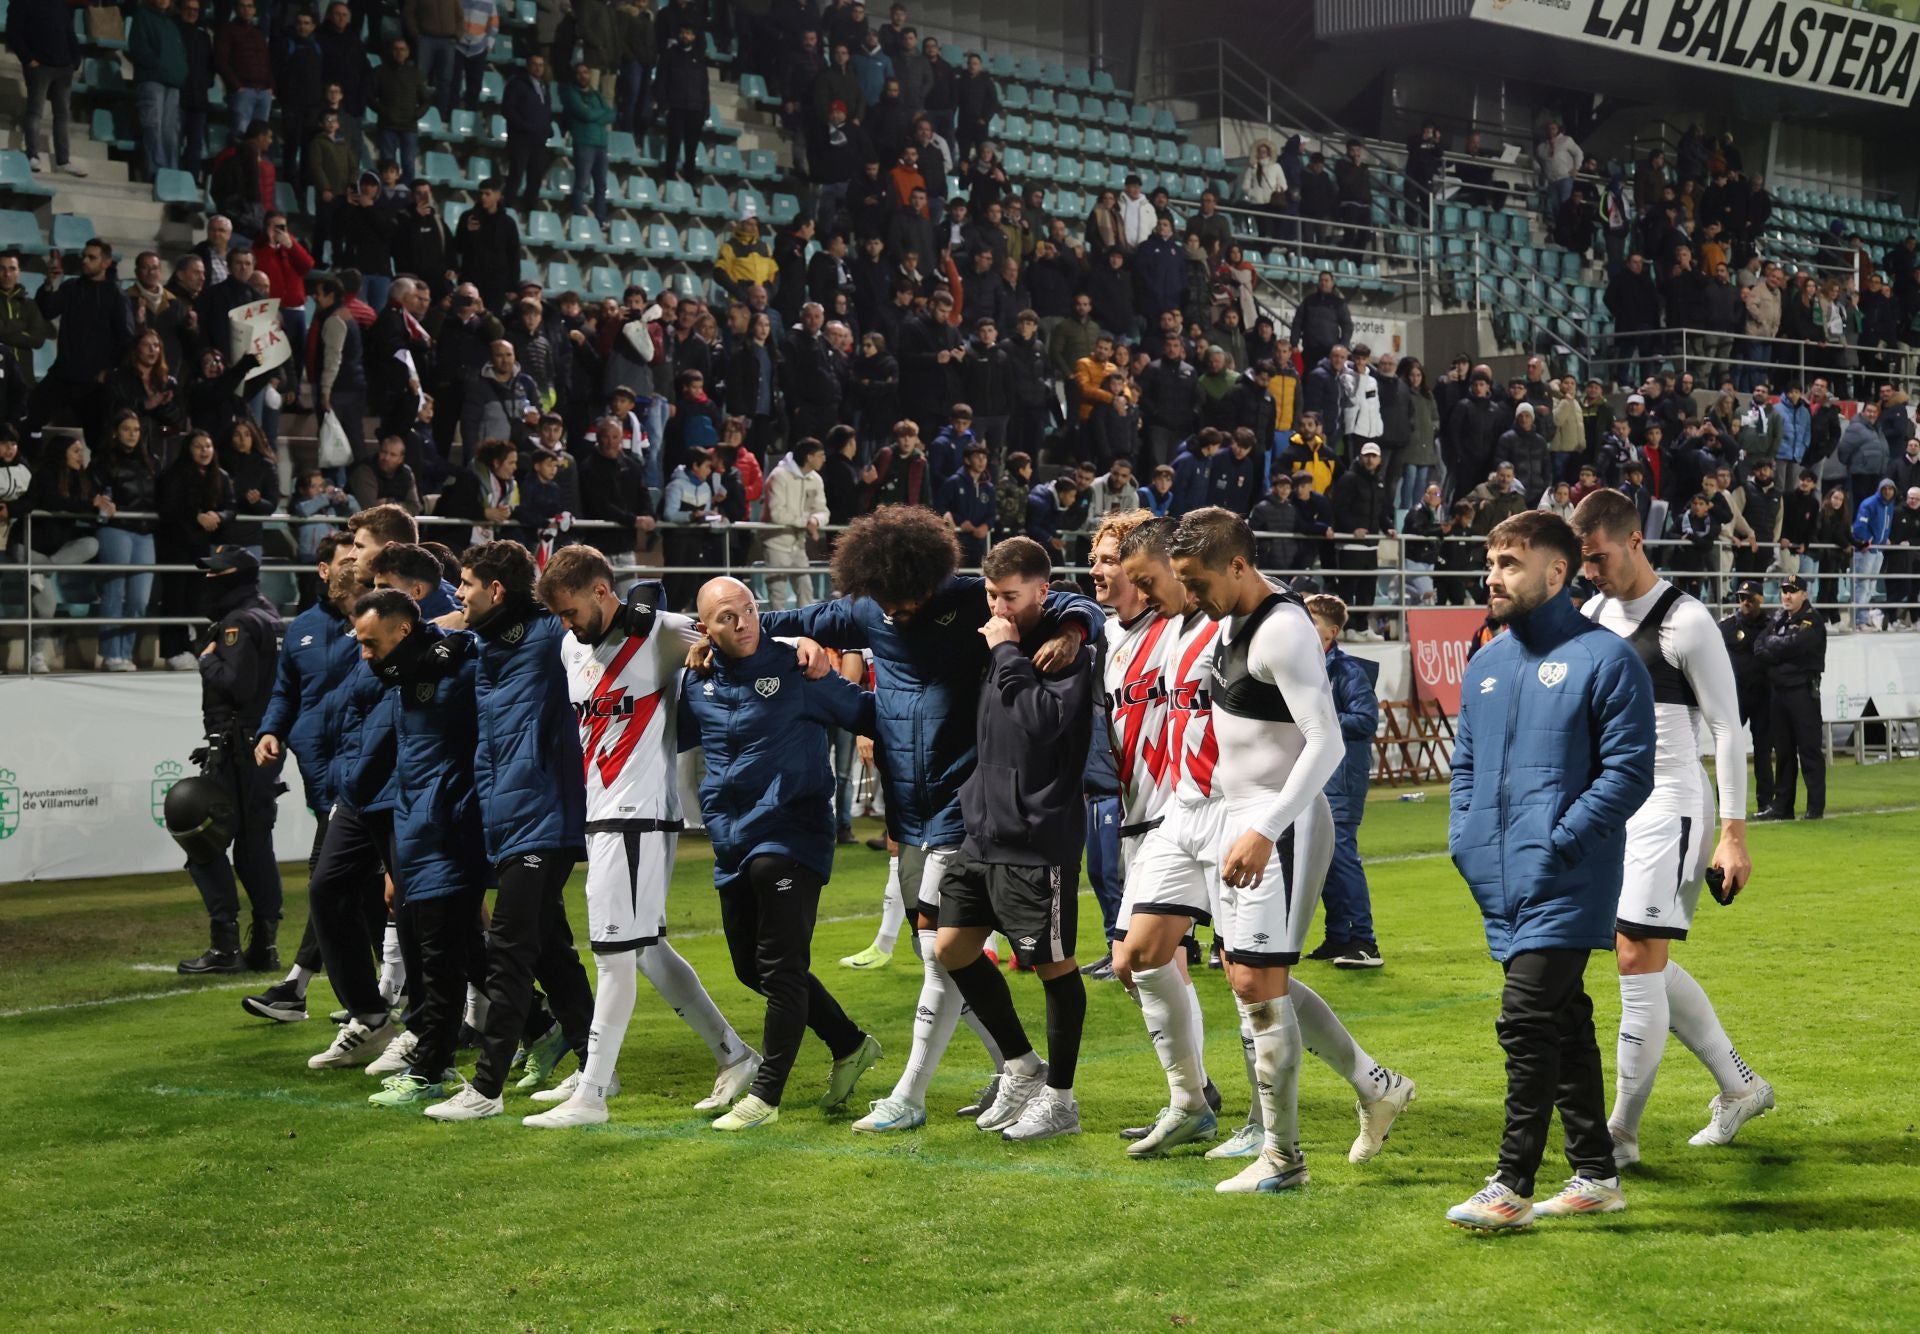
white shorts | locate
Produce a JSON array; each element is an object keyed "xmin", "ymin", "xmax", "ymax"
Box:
[
  {"xmin": 1617, "ymin": 791, "xmax": 1714, "ymax": 940},
  {"xmin": 1214, "ymin": 792, "xmax": 1333, "ymax": 968},
  {"xmin": 585, "ymin": 825, "xmax": 678, "ymax": 953},
  {"xmin": 1117, "ymin": 796, "xmax": 1227, "ymax": 935}
]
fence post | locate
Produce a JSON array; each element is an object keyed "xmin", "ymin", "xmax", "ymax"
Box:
[{"xmin": 23, "ymin": 510, "xmax": 34, "ymax": 675}]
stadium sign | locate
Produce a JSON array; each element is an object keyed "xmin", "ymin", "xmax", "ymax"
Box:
[{"xmin": 1472, "ymin": 0, "xmax": 1920, "ymax": 106}]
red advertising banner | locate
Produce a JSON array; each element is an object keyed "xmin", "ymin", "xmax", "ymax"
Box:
[{"xmin": 1406, "ymin": 608, "xmax": 1494, "ymax": 715}]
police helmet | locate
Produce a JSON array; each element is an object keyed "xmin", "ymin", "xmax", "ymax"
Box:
[{"xmin": 163, "ymin": 775, "xmax": 237, "ymax": 864}]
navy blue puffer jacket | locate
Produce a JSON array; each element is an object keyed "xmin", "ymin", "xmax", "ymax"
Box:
[
  {"xmin": 761, "ymin": 578, "xmax": 1099, "ymax": 848},
  {"xmin": 470, "ymin": 599, "xmax": 587, "ymax": 864},
  {"xmin": 678, "ymin": 637, "xmax": 875, "ymax": 887},
  {"xmin": 259, "ymin": 601, "xmax": 360, "ymax": 813},
  {"xmin": 326, "ymin": 664, "xmax": 398, "ymax": 815},
  {"xmin": 1448, "ymin": 590, "xmax": 1655, "ymax": 962}
]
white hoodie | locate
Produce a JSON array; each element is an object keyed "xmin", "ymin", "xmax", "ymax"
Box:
[{"xmin": 765, "ymin": 453, "xmax": 829, "ymax": 540}]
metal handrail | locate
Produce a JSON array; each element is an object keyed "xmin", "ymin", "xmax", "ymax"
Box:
[{"xmin": 1588, "ymin": 325, "xmax": 1913, "ymax": 395}]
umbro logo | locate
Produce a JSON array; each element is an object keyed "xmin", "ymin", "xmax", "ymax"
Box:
[
  {"xmin": 774, "ymin": 877, "xmax": 793, "ymax": 892},
  {"xmin": 1019, "ymin": 936, "xmax": 1038, "ymax": 948},
  {"xmin": 1252, "ymin": 932, "xmax": 1269, "ymax": 943},
  {"xmin": 299, "ymin": 634, "xmax": 313, "ymax": 646},
  {"xmin": 917, "ymin": 1005, "xmax": 936, "ymax": 1019},
  {"xmin": 1646, "ymin": 906, "xmax": 1661, "ymax": 916},
  {"xmin": 1480, "ymin": 676, "xmax": 1498, "ymax": 694},
  {"xmin": 524, "ymin": 854, "xmax": 542, "ymax": 867}
]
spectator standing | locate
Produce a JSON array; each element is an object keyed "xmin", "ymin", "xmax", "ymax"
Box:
[
  {"xmin": 404, "ymin": 0, "xmax": 462, "ymax": 121},
  {"xmin": 953, "ymin": 52, "xmax": 997, "ymax": 160},
  {"xmin": 1327, "ymin": 441, "xmax": 1391, "ymax": 633},
  {"xmin": 1291, "ymin": 271, "xmax": 1352, "ymax": 371},
  {"xmin": 8, "ymin": 0, "xmax": 87, "ymax": 177},
  {"xmin": 131, "ymin": 0, "xmax": 189, "ymax": 182},
  {"xmin": 658, "ymin": 22, "xmax": 709, "ymax": 182},
  {"xmin": 764, "ymin": 437, "xmax": 831, "ymax": 606},
  {"xmin": 1535, "ymin": 117, "xmax": 1582, "ymax": 220},
  {"xmin": 451, "ymin": 178, "xmax": 523, "ymax": 313},
  {"xmin": 215, "ymin": 0, "xmax": 274, "ymax": 135},
  {"xmin": 0, "ymin": 254, "xmax": 52, "ymax": 387},
  {"xmin": 560, "ymin": 61, "xmax": 618, "ymax": 225},
  {"xmin": 35, "ymin": 241, "xmax": 137, "ymax": 434},
  {"xmin": 1333, "ymin": 140, "xmax": 1373, "ymax": 254},
  {"xmin": 452, "ymin": 0, "xmax": 499, "ymax": 118},
  {"xmin": 371, "ymin": 37, "xmax": 433, "ymax": 179},
  {"xmin": 501, "ymin": 56, "xmax": 555, "ymax": 214},
  {"xmin": 312, "ymin": 276, "xmax": 369, "ymax": 465},
  {"xmin": 174, "ymin": 0, "xmax": 214, "ymax": 181},
  {"xmin": 614, "ymin": 0, "xmax": 657, "ymax": 134},
  {"xmin": 90, "ymin": 411, "xmax": 161, "ymax": 670},
  {"xmin": 275, "ymin": 11, "xmax": 325, "ymax": 191}
]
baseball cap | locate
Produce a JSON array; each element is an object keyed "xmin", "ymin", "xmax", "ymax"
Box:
[
  {"xmin": 1359, "ymin": 441, "xmax": 1382, "ymax": 458},
  {"xmin": 1734, "ymin": 578, "xmax": 1763, "ymax": 598},
  {"xmin": 1627, "ymin": 393, "xmax": 1646, "ymax": 405},
  {"xmin": 198, "ymin": 546, "xmax": 261, "ymax": 576},
  {"xmin": 1781, "ymin": 575, "xmax": 1808, "ymax": 593}
]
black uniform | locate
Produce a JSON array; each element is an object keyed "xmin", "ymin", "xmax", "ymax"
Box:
[
  {"xmin": 184, "ymin": 561, "xmax": 288, "ymax": 971},
  {"xmin": 1754, "ymin": 601, "xmax": 1826, "ymax": 819},
  {"xmin": 1720, "ymin": 605, "xmax": 1774, "ymax": 814}
]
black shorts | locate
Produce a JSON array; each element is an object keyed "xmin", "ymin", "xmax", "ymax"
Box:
[{"xmin": 935, "ymin": 856, "xmax": 1079, "ymax": 968}]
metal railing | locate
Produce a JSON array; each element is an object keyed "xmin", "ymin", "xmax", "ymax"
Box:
[
  {"xmin": 8, "ymin": 515, "xmax": 1917, "ymax": 671},
  {"xmin": 1588, "ymin": 325, "xmax": 1916, "ymax": 396}
]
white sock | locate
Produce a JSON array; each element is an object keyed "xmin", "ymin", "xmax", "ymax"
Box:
[
  {"xmin": 871, "ymin": 857, "xmax": 905, "ymax": 953},
  {"xmin": 1005, "ymin": 1049, "xmax": 1044, "ymax": 1077},
  {"xmin": 378, "ymin": 921, "xmax": 405, "ymax": 999},
  {"xmin": 1185, "ymin": 978, "xmax": 1210, "ymax": 1088},
  {"xmin": 1243, "ymin": 995, "xmax": 1301, "ymax": 1157},
  {"xmin": 1137, "ymin": 964, "xmax": 1207, "ymax": 1111},
  {"xmin": 638, "ymin": 939, "xmax": 746, "ymax": 1067},
  {"xmin": 1664, "ymin": 961, "xmax": 1756, "ymax": 1096},
  {"xmin": 284, "ymin": 963, "xmax": 313, "ymax": 996},
  {"xmin": 1238, "ymin": 1013, "xmax": 1263, "ymax": 1128},
  {"xmin": 891, "ymin": 928, "xmax": 962, "ymax": 1105},
  {"xmin": 963, "ymin": 1006, "xmax": 1006, "ymax": 1070},
  {"xmin": 1611, "ymin": 970, "xmax": 1669, "ymax": 1137},
  {"xmin": 579, "ymin": 949, "xmax": 638, "ymax": 1100},
  {"xmin": 1290, "ymin": 979, "xmax": 1390, "ymax": 1100},
  {"xmin": 463, "ymin": 984, "xmax": 489, "ymax": 1031}
]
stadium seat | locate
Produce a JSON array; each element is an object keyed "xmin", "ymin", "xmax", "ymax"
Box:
[
  {"xmin": 641, "ymin": 223, "xmax": 675, "ymax": 258},
  {"xmin": 739, "ymin": 73, "xmax": 778, "ymax": 107},
  {"xmin": 1083, "ymin": 128, "xmax": 1107, "ymax": 156},
  {"xmin": 1153, "ymin": 108, "xmax": 1177, "ymax": 135},
  {"xmin": 1065, "ymin": 67, "xmax": 1090, "ymax": 92},
  {"xmin": 1028, "ymin": 119, "xmax": 1057, "ymax": 149},
  {"xmin": 1090, "ymin": 69, "xmax": 1116, "ymax": 96},
  {"xmin": 450, "ymin": 109, "xmax": 480, "ymax": 141},
  {"xmin": 660, "ymin": 178, "xmax": 696, "ymax": 214},
  {"xmin": 152, "ymin": 167, "xmax": 201, "ymax": 206},
  {"xmin": 607, "ymin": 217, "xmax": 643, "ymax": 254},
  {"xmin": 1082, "ymin": 97, "xmax": 1108, "ymax": 123},
  {"xmin": 1002, "ymin": 83, "xmax": 1029, "ymax": 111},
  {"xmin": 567, "ymin": 215, "xmax": 603, "ymax": 249},
  {"xmin": 480, "ymin": 69, "xmax": 504, "ymax": 103},
  {"xmin": 1203, "ymin": 146, "xmax": 1226, "ymax": 173},
  {"xmin": 1039, "ymin": 62, "xmax": 1068, "ymax": 87},
  {"xmin": 1055, "ymin": 92, "xmax": 1081, "ymax": 121},
  {"xmin": 683, "ymin": 226, "xmax": 717, "ymax": 261},
  {"xmin": 422, "ymin": 151, "xmax": 467, "ymax": 189},
  {"xmin": 1003, "ymin": 146, "xmax": 1029, "ymax": 176},
  {"xmin": 1030, "ymin": 88, "xmax": 1056, "ymax": 115},
  {"xmin": 1030, "ymin": 151, "xmax": 1057, "ymax": 181},
  {"xmin": 586, "ymin": 264, "xmax": 624, "ymax": 298},
  {"xmin": 519, "ymin": 257, "xmax": 542, "ymax": 285},
  {"xmin": 609, "ymin": 131, "xmax": 641, "ymax": 166},
  {"xmin": 987, "ymin": 53, "xmax": 1015, "ymax": 79},
  {"xmin": 547, "ymin": 260, "xmax": 584, "ymax": 292},
  {"xmin": 525, "ymin": 209, "xmax": 565, "ymax": 245},
  {"xmin": 0, "ymin": 209, "xmax": 47, "ymax": 256},
  {"xmin": 1153, "ymin": 139, "xmax": 1179, "ymax": 167},
  {"xmin": 769, "ymin": 192, "xmax": 800, "ymax": 225},
  {"xmin": 711, "ymin": 144, "xmax": 744, "ymax": 177},
  {"xmin": 540, "ymin": 162, "xmax": 573, "ymax": 203},
  {"xmin": 743, "ymin": 149, "xmax": 778, "ymax": 181},
  {"xmin": 696, "ymin": 182, "xmax": 732, "ymax": 218},
  {"xmin": 704, "ymin": 106, "xmax": 740, "ymax": 139},
  {"xmin": 1178, "ymin": 143, "xmax": 1203, "ymax": 169},
  {"xmin": 1056, "ymin": 123, "xmax": 1082, "ymax": 152}
]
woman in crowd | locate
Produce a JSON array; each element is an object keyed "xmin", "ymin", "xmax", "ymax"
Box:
[
  {"xmin": 1814, "ymin": 483, "xmax": 1854, "ymax": 625},
  {"xmin": 89, "ymin": 411, "xmax": 161, "ymax": 671},
  {"xmin": 157, "ymin": 429, "xmax": 238, "ymax": 666},
  {"xmin": 1399, "ymin": 357, "xmax": 1439, "ymax": 509},
  {"xmin": 187, "ymin": 345, "xmax": 263, "ymax": 453},
  {"xmin": 104, "ymin": 329, "xmax": 189, "ymax": 465},
  {"xmin": 22, "ymin": 436, "xmax": 110, "ymax": 672},
  {"xmin": 724, "ymin": 309, "xmax": 783, "ymax": 462},
  {"xmin": 849, "ymin": 331, "xmax": 899, "ymax": 458},
  {"xmin": 221, "ymin": 417, "xmax": 282, "ymax": 555}
]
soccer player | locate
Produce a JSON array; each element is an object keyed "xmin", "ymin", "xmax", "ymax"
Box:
[
  {"xmin": 677, "ymin": 576, "xmax": 883, "ymax": 1130},
  {"xmin": 1167, "ymin": 508, "xmax": 1415, "ymax": 1192},
  {"xmin": 1445, "ymin": 512, "xmax": 1654, "ymax": 1231},
  {"xmin": 245, "ymin": 532, "xmax": 365, "ymax": 1021},
  {"xmin": 519, "ymin": 547, "xmax": 754, "ymax": 1129},
  {"xmin": 1572, "ymin": 489, "xmax": 1773, "ymax": 1162},
  {"xmin": 754, "ymin": 508, "xmax": 1101, "ymax": 1135},
  {"xmin": 931, "ymin": 537, "xmax": 1097, "ymax": 1142}
]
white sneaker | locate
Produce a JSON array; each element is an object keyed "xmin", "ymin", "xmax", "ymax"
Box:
[
  {"xmin": 27, "ymin": 154, "xmax": 44, "ymax": 172},
  {"xmin": 1215, "ymin": 1147, "xmax": 1309, "ymax": 1193},
  {"xmin": 1001, "ymin": 1087, "xmax": 1081, "ymax": 1142},
  {"xmin": 1689, "ymin": 1080, "xmax": 1775, "ymax": 1147},
  {"xmin": 1349, "ymin": 1072, "xmax": 1416, "ymax": 1163},
  {"xmin": 308, "ymin": 1016, "xmax": 396, "ymax": 1069},
  {"xmin": 1533, "ymin": 1174, "xmax": 1626, "ymax": 1217},
  {"xmin": 522, "ymin": 1090, "xmax": 611, "ymax": 1128},
  {"xmin": 1445, "ymin": 1175, "xmax": 1533, "ymax": 1230},
  {"xmin": 694, "ymin": 1049, "xmax": 761, "ymax": 1111},
  {"xmin": 28, "ymin": 652, "xmax": 49, "ymax": 673},
  {"xmin": 56, "ymin": 159, "xmax": 88, "ymax": 177},
  {"xmin": 103, "ymin": 657, "xmax": 136, "ymax": 673},
  {"xmin": 364, "ymin": 1028, "xmax": 419, "ymax": 1077},
  {"xmin": 423, "ymin": 1084, "xmax": 504, "ymax": 1121},
  {"xmin": 1205, "ymin": 1122, "xmax": 1265, "ymax": 1160},
  {"xmin": 975, "ymin": 1062, "xmax": 1048, "ymax": 1132},
  {"xmin": 529, "ymin": 1069, "xmax": 621, "ymax": 1104},
  {"xmin": 165, "ymin": 652, "xmax": 197, "ymax": 671},
  {"xmin": 1609, "ymin": 1123, "xmax": 1640, "ymax": 1169}
]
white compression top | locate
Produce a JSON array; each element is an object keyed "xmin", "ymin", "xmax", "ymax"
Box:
[
  {"xmin": 1210, "ymin": 593, "xmax": 1344, "ymax": 841},
  {"xmin": 1583, "ymin": 579, "xmax": 1747, "ymax": 817}
]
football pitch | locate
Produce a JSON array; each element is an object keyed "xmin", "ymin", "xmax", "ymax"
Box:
[{"xmin": 3, "ymin": 764, "xmax": 1917, "ymax": 1331}]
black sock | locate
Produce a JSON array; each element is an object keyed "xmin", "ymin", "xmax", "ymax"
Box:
[
  {"xmin": 1041, "ymin": 970, "xmax": 1086, "ymax": 1090},
  {"xmin": 947, "ymin": 954, "xmax": 1031, "ymax": 1063}
]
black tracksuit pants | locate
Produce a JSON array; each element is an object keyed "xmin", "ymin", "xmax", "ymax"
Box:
[
  {"xmin": 470, "ymin": 851, "xmax": 596, "ymax": 1099},
  {"xmin": 187, "ymin": 750, "xmax": 284, "ymax": 930},
  {"xmin": 718, "ymin": 855, "xmax": 865, "ymax": 1105},
  {"xmin": 1736, "ymin": 677, "xmax": 1774, "ymax": 814},
  {"xmin": 397, "ymin": 885, "xmax": 480, "ymax": 1079},
  {"xmin": 1494, "ymin": 947, "xmax": 1615, "ymax": 1198},
  {"xmin": 306, "ymin": 805, "xmax": 391, "ymax": 1016},
  {"xmin": 1768, "ymin": 681, "xmax": 1825, "ymax": 817}
]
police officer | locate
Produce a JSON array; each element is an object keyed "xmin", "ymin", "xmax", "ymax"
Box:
[
  {"xmin": 175, "ymin": 547, "xmax": 288, "ymax": 974},
  {"xmin": 1753, "ymin": 574, "xmax": 1826, "ymax": 822},
  {"xmin": 1720, "ymin": 578, "xmax": 1774, "ymax": 817}
]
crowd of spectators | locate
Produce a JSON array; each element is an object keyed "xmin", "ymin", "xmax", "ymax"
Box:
[{"xmin": 2, "ymin": 3, "xmax": 1918, "ymax": 667}]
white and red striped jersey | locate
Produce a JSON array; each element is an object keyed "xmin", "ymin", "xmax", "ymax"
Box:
[
  {"xmin": 562, "ymin": 610, "xmax": 703, "ymax": 823},
  {"xmin": 1160, "ymin": 611, "xmax": 1221, "ymax": 801},
  {"xmin": 1103, "ymin": 609, "xmax": 1175, "ymax": 826}
]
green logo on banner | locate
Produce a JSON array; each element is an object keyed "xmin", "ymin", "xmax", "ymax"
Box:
[
  {"xmin": 0, "ymin": 768, "xmax": 18, "ymax": 840},
  {"xmin": 152, "ymin": 760, "xmax": 184, "ymax": 828}
]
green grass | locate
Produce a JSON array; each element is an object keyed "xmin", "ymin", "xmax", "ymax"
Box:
[{"xmin": 3, "ymin": 764, "xmax": 1918, "ymax": 1330}]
